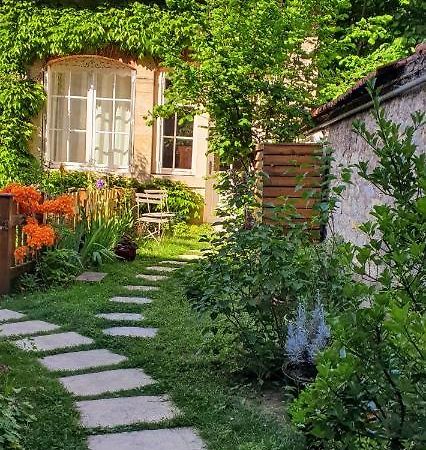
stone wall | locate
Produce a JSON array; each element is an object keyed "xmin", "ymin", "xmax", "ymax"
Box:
[{"xmin": 324, "ymin": 84, "xmax": 425, "ymax": 245}]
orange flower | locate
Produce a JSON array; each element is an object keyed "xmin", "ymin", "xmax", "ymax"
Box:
[
  {"xmin": 39, "ymin": 195, "xmax": 75, "ymax": 217},
  {"xmin": 0, "ymin": 183, "xmax": 42, "ymax": 215},
  {"xmin": 23, "ymin": 220, "xmax": 55, "ymax": 250},
  {"xmin": 14, "ymin": 246, "xmax": 28, "ymax": 265}
]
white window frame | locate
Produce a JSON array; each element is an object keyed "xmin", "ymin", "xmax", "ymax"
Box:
[
  {"xmin": 45, "ymin": 61, "xmax": 136, "ymax": 172},
  {"xmin": 156, "ymin": 72, "xmax": 196, "ymax": 175}
]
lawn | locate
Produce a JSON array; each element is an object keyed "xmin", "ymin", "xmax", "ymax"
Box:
[{"xmin": 0, "ymin": 229, "xmax": 303, "ymax": 450}]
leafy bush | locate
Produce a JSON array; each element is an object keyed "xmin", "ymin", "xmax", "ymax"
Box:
[
  {"xmin": 184, "ymin": 223, "xmax": 352, "ymax": 378},
  {"xmin": 40, "ymin": 170, "xmax": 204, "ymax": 222},
  {"xmin": 290, "ymin": 91, "xmax": 426, "ymax": 450},
  {"xmin": 35, "ymin": 248, "xmax": 82, "ymax": 286},
  {"xmin": 0, "ymin": 381, "xmax": 34, "ymax": 450}
]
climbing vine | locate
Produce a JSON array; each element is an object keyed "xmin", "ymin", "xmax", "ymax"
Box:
[{"xmin": 0, "ymin": 0, "xmax": 330, "ymax": 187}]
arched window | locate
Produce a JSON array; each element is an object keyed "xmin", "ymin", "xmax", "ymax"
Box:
[{"xmin": 46, "ymin": 56, "xmax": 135, "ymax": 170}]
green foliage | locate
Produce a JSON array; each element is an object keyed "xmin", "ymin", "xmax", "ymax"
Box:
[
  {"xmin": 316, "ymin": 0, "xmax": 425, "ymax": 101},
  {"xmin": 290, "ymin": 92, "xmax": 426, "ymax": 449},
  {"xmin": 35, "ymin": 248, "xmax": 82, "ymax": 286},
  {"xmin": 184, "ymin": 223, "xmax": 353, "ymax": 378},
  {"xmin": 0, "ymin": 381, "xmax": 34, "ymax": 450},
  {"xmin": 0, "ymin": 0, "xmax": 324, "ymax": 186}
]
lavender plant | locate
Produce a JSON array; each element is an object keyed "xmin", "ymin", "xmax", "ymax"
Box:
[{"xmin": 285, "ymin": 296, "xmax": 330, "ymax": 366}]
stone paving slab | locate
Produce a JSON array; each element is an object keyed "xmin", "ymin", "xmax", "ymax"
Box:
[
  {"xmin": 88, "ymin": 427, "xmax": 205, "ymax": 450},
  {"xmin": 96, "ymin": 313, "xmax": 143, "ymax": 322},
  {"xmin": 103, "ymin": 327, "xmax": 158, "ymax": 338},
  {"xmin": 0, "ymin": 320, "xmax": 59, "ymax": 337},
  {"xmin": 40, "ymin": 349, "xmax": 127, "ymax": 372},
  {"xmin": 76, "ymin": 272, "xmax": 107, "ymax": 282},
  {"xmin": 145, "ymin": 266, "xmax": 177, "ymax": 273},
  {"xmin": 0, "ymin": 309, "xmax": 25, "ymax": 323},
  {"xmin": 161, "ymin": 260, "xmax": 187, "ymax": 266},
  {"xmin": 60, "ymin": 368, "xmax": 154, "ymax": 396},
  {"xmin": 178, "ymin": 254, "xmax": 203, "ymax": 260},
  {"xmin": 14, "ymin": 332, "xmax": 94, "ymax": 352},
  {"xmin": 110, "ymin": 296, "xmax": 152, "ymax": 305},
  {"xmin": 136, "ymin": 274, "xmax": 168, "ymax": 281},
  {"xmin": 77, "ymin": 395, "xmax": 178, "ymax": 428},
  {"xmin": 124, "ymin": 285, "xmax": 160, "ymax": 292}
]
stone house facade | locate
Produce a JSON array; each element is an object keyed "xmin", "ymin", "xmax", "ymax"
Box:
[{"xmin": 28, "ymin": 51, "xmax": 219, "ymax": 222}]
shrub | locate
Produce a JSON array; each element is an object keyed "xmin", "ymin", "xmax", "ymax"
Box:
[
  {"xmin": 35, "ymin": 248, "xmax": 82, "ymax": 286},
  {"xmin": 0, "ymin": 381, "xmax": 34, "ymax": 450},
  {"xmin": 184, "ymin": 223, "xmax": 352, "ymax": 378},
  {"xmin": 290, "ymin": 89, "xmax": 426, "ymax": 450}
]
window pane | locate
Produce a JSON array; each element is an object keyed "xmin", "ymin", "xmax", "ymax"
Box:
[
  {"xmin": 163, "ymin": 115, "xmax": 175, "ymax": 137},
  {"xmin": 70, "ymin": 98, "xmax": 87, "ymax": 130},
  {"xmin": 116, "ymin": 74, "xmax": 131, "ymax": 99},
  {"xmin": 51, "ymin": 71, "xmax": 68, "ymax": 96},
  {"xmin": 114, "ymin": 134, "xmax": 130, "ymax": 167},
  {"xmin": 94, "ymin": 133, "xmax": 111, "ymax": 166},
  {"xmin": 176, "ymin": 113, "xmax": 194, "ymax": 138},
  {"xmin": 49, "ymin": 130, "xmax": 67, "ymax": 162},
  {"xmin": 175, "ymin": 139, "xmax": 193, "ymax": 169},
  {"xmin": 95, "ymin": 100, "xmax": 113, "ymax": 132},
  {"xmin": 50, "ymin": 96, "xmax": 68, "ymax": 130},
  {"xmin": 70, "ymin": 72, "xmax": 88, "ymax": 97},
  {"xmin": 96, "ymin": 73, "xmax": 114, "ymax": 98},
  {"xmin": 69, "ymin": 131, "xmax": 86, "ymax": 163},
  {"xmin": 162, "ymin": 138, "xmax": 174, "ymax": 169},
  {"xmin": 115, "ymin": 101, "xmax": 131, "ymax": 133}
]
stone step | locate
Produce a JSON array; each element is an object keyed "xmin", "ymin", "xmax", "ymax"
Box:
[
  {"xmin": 76, "ymin": 272, "xmax": 107, "ymax": 282},
  {"xmin": 88, "ymin": 427, "xmax": 205, "ymax": 450},
  {"xmin": 14, "ymin": 332, "xmax": 94, "ymax": 352},
  {"xmin": 145, "ymin": 266, "xmax": 177, "ymax": 273},
  {"xmin": 178, "ymin": 254, "xmax": 203, "ymax": 260},
  {"xmin": 60, "ymin": 368, "xmax": 154, "ymax": 396},
  {"xmin": 124, "ymin": 285, "xmax": 160, "ymax": 292},
  {"xmin": 96, "ymin": 313, "xmax": 143, "ymax": 322},
  {"xmin": 0, "ymin": 320, "xmax": 60, "ymax": 337},
  {"xmin": 136, "ymin": 274, "xmax": 168, "ymax": 282},
  {"xmin": 103, "ymin": 327, "xmax": 158, "ymax": 338},
  {"xmin": 40, "ymin": 349, "xmax": 127, "ymax": 372},
  {"xmin": 0, "ymin": 309, "xmax": 25, "ymax": 323},
  {"xmin": 161, "ymin": 260, "xmax": 187, "ymax": 266},
  {"xmin": 110, "ymin": 296, "xmax": 152, "ymax": 305},
  {"xmin": 77, "ymin": 395, "xmax": 178, "ymax": 428}
]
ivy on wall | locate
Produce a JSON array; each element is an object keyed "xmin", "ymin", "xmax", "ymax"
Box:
[{"xmin": 0, "ymin": 0, "xmax": 332, "ymax": 186}]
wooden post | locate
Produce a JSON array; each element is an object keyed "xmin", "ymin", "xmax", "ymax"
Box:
[{"xmin": 0, "ymin": 194, "xmax": 15, "ymax": 296}]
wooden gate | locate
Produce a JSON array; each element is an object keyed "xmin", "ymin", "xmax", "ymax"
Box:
[
  {"xmin": 0, "ymin": 194, "xmax": 36, "ymax": 295},
  {"xmin": 255, "ymin": 143, "xmax": 322, "ymax": 229}
]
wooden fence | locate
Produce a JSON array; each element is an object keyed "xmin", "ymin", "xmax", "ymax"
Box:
[
  {"xmin": 0, "ymin": 188, "xmax": 136, "ymax": 296},
  {"xmin": 0, "ymin": 194, "xmax": 36, "ymax": 295},
  {"xmin": 255, "ymin": 143, "xmax": 323, "ymax": 229}
]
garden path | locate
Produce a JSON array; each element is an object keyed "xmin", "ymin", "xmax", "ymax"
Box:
[{"xmin": 0, "ymin": 255, "xmax": 205, "ymax": 450}]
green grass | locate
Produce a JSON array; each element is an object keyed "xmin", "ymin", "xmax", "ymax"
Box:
[{"xmin": 0, "ymin": 230, "xmax": 303, "ymax": 450}]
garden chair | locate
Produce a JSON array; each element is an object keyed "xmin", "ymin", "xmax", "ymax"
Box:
[{"xmin": 136, "ymin": 190, "xmax": 175, "ymax": 239}]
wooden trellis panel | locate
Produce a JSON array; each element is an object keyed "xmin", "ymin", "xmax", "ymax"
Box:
[{"xmin": 255, "ymin": 143, "xmax": 322, "ymax": 228}]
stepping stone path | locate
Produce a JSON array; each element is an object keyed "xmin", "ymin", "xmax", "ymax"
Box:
[
  {"xmin": 60, "ymin": 368, "xmax": 154, "ymax": 396},
  {"xmin": 14, "ymin": 332, "xmax": 93, "ymax": 352},
  {"xmin": 76, "ymin": 272, "xmax": 107, "ymax": 282},
  {"xmin": 136, "ymin": 274, "xmax": 168, "ymax": 281},
  {"xmin": 103, "ymin": 326, "xmax": 158, "ymax": 338},
  {"xmin": 145, "ymin": 265, "xmax": 177, "ymax": 272},
  {"xmin": 0, "ymin": 309, "xmax": 25, "ymax": 322},
  {"xmin": 125, "ymin": 285, "xmax": 160, "ymax": 292},
  {"xmin": 96, "ymin": 312, "xmax": 143, "ymax": 322},
  {"xmin": 40, "ymin": 349, "xmax": 127, "ymax": 372},
  {"xmin": 1, "ymin": 255, "xmax": 205, "ymax": 449},
  {"xmin": 110, "ymin": 296, "xmax": 152, "ymax": 305},
  {"xmin": 0, "ymin": 320, "xmax": 59, "ymax": 337},
  {"xmin": 77, "ymin": 395, "xmax": 178, "ymax": 428},
  {"xmin": 178, "ymin": 254, "xmax": 203, "ymax": 260},
  {"xmin": 88, "ymin": 427, "xmax": 205, "ymax": 450}
]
